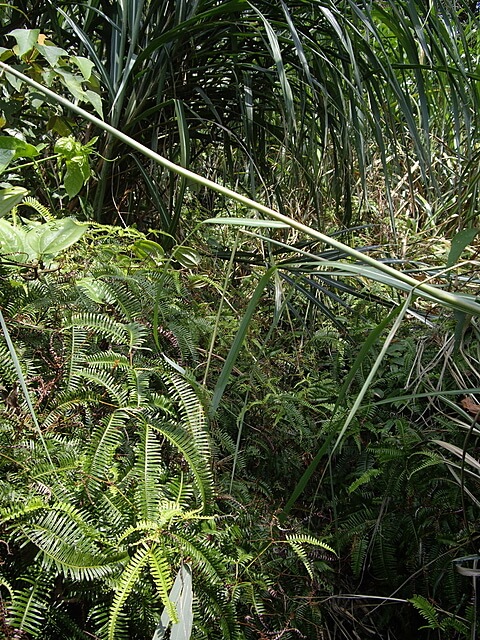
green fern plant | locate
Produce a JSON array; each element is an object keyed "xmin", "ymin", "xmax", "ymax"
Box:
[{"xmin": 0, "ymin": 220, "xmax": 336, "ymax": 639}]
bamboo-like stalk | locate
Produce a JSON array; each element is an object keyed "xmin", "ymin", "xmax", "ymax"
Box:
[{"xmin": 1, "ymin": 60, "xmax": 479, "ymax": 316}]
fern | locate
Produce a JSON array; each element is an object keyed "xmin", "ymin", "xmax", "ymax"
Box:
[
  {"xmin": 108, "ymin": 543, "xmax": 151, "ymax": 640},
  {"xmin": 20, "ymin": 196, "xmax": 54, "ymax": 221},
  {"xmin": 285, "ymin": 534, "xmax": 336, "ymax": 581},
  {"xmin": 84, "ymin": 410, "xmax": 128, "ymax": 495},
  {"xmin": 135, "ymin": 421, "xmax": 166, "ymax": 520},
  {"xmin": 409, "ymin": 594, "xmax": 441, "ymax": 629},
  {"xmin": 351, "ymin": 534, "xmax": 369, "ymax": 580},
  {"xmin": 9, "ymin": 574, "xmax": 53, "ymax": 638},
  {"xmin": 149, "ymin": 545, "xmax": 177, "ymax": 624},
  {"xmin": 149, "ymin": 418, "xmax": 212, "ymax": 509}
]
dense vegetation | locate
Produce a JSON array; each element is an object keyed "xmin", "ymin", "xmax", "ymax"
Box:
[{"xmin": 0, "ymin": 1, "xmax": 479, "ymax": 638}]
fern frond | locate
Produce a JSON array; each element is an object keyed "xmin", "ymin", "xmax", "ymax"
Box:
[
  {"xmin": 149, "ymin": 544, "xmax": 176, "ymax": 623},
  {"xmin": 84, "ymin": 351, "xmax": 131, "ymax": 370},
  {"xmin": 169, "ymin": 531, "xmax": 225, "ymax": 585},
  {"xmin": 409, "ymin": 595, "xmax": 439, "ymax": 629},
  {"xmin": 84, "ymin": 410, "xmax": 128, "ymax": 494},
  {"xmin": 72, "ymin": 370, "xmax": 129, "ymax": 406},
  {"xmin": 67, "ymin": 313, "xmax": 129, "ymax": 344},
  {"xmin": 351, "ymin": 535, "xmax": 369, "ymax": 579},
  {"xmin": 128, "ymin": 368, "xmax": 152, "ymax": 407},
  {"xmin": 0, "ymin": 497, "xmax": 47, "ymax": 524},
  {"xmin": 9, "ymin": 574, "xmax": 52, "ymax": 637},
  {"xmin": 108, "ymin": 542, "xmax": 151, "ymax": 640},
  {"xmin": 21, "ymin": 196, "xmax": 53, "ymax": 221},
  {"xmin": 125, "ymin": 322, "xmax": 149, "ymax": 351},
  {"xmin": 17, "ymin": 506, "xmax": 124, "ymax": 580},
  {"xmin": 135, "ymin": 421, "xmax": 165, "ymax": 520},
  {"xmin": 0, "ymin": 574, "xmax": 14, "ymax": 600},
  {"xmin": 348, "ymin": 468, "xmax": 382, "ymax": 494},
  {"xmin": 150, "ymin": 419, "xmax": 212, "ymax": 509},
  {"xmin": 285, "ymin": 534, "xmax": 335, "ymax": 555},
  {"xmin": 66, "ymin": 325, "xmax": 89, "ymax": 388}
]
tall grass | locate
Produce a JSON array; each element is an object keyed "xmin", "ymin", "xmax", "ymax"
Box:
[{"xmin": 10, "ymin": 0, "xmax": 478, "ymax": 233}]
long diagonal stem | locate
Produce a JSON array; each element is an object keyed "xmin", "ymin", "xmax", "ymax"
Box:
[{"xmin": 1, "ymin": 61, "xmax": 479, "ymax": 316}]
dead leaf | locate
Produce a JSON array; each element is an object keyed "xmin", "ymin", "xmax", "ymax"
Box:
[{"xmin": 460, "ymin": 397, "xmax": 480, "ymax": 416}]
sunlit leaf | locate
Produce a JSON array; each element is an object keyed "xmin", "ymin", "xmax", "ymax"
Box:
[
  {"xmin": 0, "ymin": 218, "xmax": 26, "ymax": 258},
  {"xmin": 25, "ymin": 218, "xmax": 88, "ymax": 262},
  {"xmin": 133, "ymin": 239, "xmax": 165, "ymax": 266},
  {"xmin": 71, "ymin": 55, "xmax": 95, "ymax": 80},
  {"xmin": 35, "ymin": 43, "xmax": 68, "ymax": 67},
  {"xmin": 8, "ymin": 28, "xmax": 39, "ymax": 58},
  {"xmin": 64, "ymin": 160, "xmax": 86, "ymax": 198},
  {"xmin": 0, "ymin": 186, "xmax": 28, "ymax": 218}
]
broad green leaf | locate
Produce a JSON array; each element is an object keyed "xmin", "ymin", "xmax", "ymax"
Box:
[
  {"xmin": 84, "ymin": 89, "xmax": 104, "ymax": 118},
  {"xmin": 172, "ymin": 246, "xmax": 200, "ymax": 268},
  {"xmin": 0, "ymin": 148, "xmax": 15, "ymax": 174},
  {"xmin": 0, "ymin": 218, "xmax": 27, "ymax": 258},
  {"xmin": 47, "ymin": 115, "xmax": 73, "ymax": 136},
  {"xmin": 35, "ymin": 43, "xmax": 68, "ymax": 67},
  {"xmin": 8, "ymin": 28, "xmax": 39, "ymax": 58},
  {"xmin": 0, "ymin": 136, "xmax": 39, "ymax": 159},
  {"xmin": 133, "ymin": 239, "xmax": 165, "ymax": 265},
  {"xmin": 447, "ymin": 228, "xmax": 479, "ymax": 268},
  {"xmin": 54, "ymin": 136, "xmax": 79, "ymax": 160},
  {"xmin": 55, "ymin": 69, "xmax": 85, "ymax": 101},
  {"xmin": 71, "ymin": 56, "xmax": 95, "ymax": 80},
  {"xmin": 25, "ymin": 218, "xmax": 88, "ymax": 262},
  {"xmin": 0, "ymin": 187, "xmax": 28, "ymax": 217},
  {"xmin": 204, "ymin": 217, "xmax": 289, "ymax": 228},
  {"xmin": 0, "ymin": 139, "xmax": 38, "ymax": 181},
  {"xmin": 38, "ymin": 218, "xmax": 89, "ymax": 257},
  {"xmin": 64, "ymin": 160, "xmax": 86, "ymax": 198},
  {"xmin": 55, "ymin": 138, "xmax": 92, "ymax": 197}
]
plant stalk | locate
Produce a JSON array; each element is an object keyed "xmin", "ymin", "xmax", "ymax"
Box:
[{"xmin": 1, "ymin": 61, "xmax": 479, "ymax": 316}]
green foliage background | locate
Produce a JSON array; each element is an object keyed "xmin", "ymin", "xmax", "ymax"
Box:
[{"xmin": 0, "ymin": 1, "xmax": 479, "ymax": 638}]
